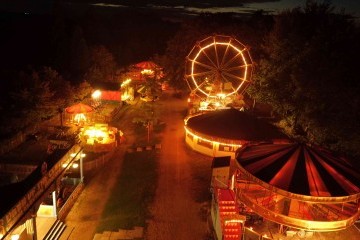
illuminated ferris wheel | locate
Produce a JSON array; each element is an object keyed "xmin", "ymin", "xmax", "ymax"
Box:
[{"xmin": 185, "ymin": 35, "xmax": 253, "ymax": 98}]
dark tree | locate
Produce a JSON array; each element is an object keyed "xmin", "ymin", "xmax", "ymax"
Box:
[
  {"xmin": 0, "ymin": 66, "xmax": 77, "ymax": 137},
  {"xmin": 85, "ymin": 45, "xmax": 117, "ymax": 84},
  {"xmin": 73, "ymin": 80, "xmax": 93, "ymax": 102},
  {"xmin": 69, "ymin": 25, "xmax": 90, "ymax": 81},
  {"xmin": 248, "ymin": 0, "xmax": 360, "ymax": 157}
]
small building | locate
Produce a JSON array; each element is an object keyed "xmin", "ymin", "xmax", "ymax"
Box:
[
  {"xmin": 211, "ymin": 188, "xmax": 246, "ymax": 240},
  {"xmin": 211, "ymin": 156, "xmax": 231, "ymax": 188},
  {"xmin": 99, "ymin": 90, "xmax": 122, "ymax": 102}
]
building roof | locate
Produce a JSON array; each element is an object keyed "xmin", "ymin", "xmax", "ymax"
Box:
[
  {"xmin": 236, "ymin": 143, "xmax": 360, "ymax": 197},
  {"xmin": 186, "ymin": 108, "xmax": 287, "ymax": 142},
  {"xmin": 0, "ymin": 148, "xmax": 69, "ymax": 218},
  {"xmin": 212, "ymin": 156, "xmax": 231, "ymax": 168}
]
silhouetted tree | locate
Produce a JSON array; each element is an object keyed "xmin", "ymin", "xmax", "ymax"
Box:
[
  {"xmin": 73, "ymin": 80, "xmax": 93, "ymax": 102},
  {"xmin": 248, "ymin": 0, "xmax": 360, "ymax": 157},
  {"xmin": 69, "ymin": 25, "xmax": 90, "ymax": 81},
  {"xmin": 49, "ymin": 16, "xmax": 70, "ymax": 74},
  {"xmin": 0, "ymin": 66, "xmax": 78, "ymax": 136},
  {"xmin": 85, "ymin": 45, "xmax": 117, "ymax": 84}
]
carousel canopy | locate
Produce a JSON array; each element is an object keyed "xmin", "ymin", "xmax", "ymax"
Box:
[
  {"xmin": 186, "ymin": 108, "xmax": 287, "ymax": 142},
  {"xmin": 236, "ymin": 143, "xmax": 360, "ymax": 197},
  {"xmin": 127, "ymin": 61, "xmax": 163, "ymax": 81},
  {"xmin": 65, "ymin": 103, "xmax": 93, "ymax": 114},
  {"xmin": 134, "ymin": 61, "xmax": 160, "ymax": 70}
]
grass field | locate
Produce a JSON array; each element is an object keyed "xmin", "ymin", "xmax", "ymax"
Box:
[{"xmin": 96, "ymin": 150, "xmax": 159, "ymax": 232}]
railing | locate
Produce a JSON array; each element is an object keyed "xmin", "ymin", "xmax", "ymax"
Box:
[
  {"xmin": 0, "ymin": 144, "xmax": 82, "ymax": 239},
  {"xmin": 236, "ymin": 184, "xmax": 360, "ymax": 231},
  {"xmin": 83, "ymin": 150, "xmax": 115, "ymax": 172},
  {"xmin": 58, "ymin": 182, "xmax": 84, "ymax": 221}
]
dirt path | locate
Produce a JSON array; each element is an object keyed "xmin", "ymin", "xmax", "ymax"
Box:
[
  {"xmin": 145, "ymin": 93, "xmax": 211, "ymax": 240},
  {"xmin": 64, "ymin": 94, "xmax": 212, "ymax": 240}
]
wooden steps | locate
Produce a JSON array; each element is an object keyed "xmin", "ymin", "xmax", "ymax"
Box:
[{"xmin": 43, "ymin": 220, "xmax": 67, "ymax": 240}]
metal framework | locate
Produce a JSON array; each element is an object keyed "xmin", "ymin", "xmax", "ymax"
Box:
[
  {"xmin": 185, "ymin": 35, "xmax": 253, "ymax": 98},
  {"xmin": 234, "ymin": 143, "xmax": 360, "ymax": 232}
]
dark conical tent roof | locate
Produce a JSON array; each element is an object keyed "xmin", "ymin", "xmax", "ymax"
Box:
[
  {"xmin": 236, "ymin": 143, "xmax": 360, "ymax": 197},
  {"xmin": 186, "ymin": 108, "xmax": 287, "ymax": 142}
]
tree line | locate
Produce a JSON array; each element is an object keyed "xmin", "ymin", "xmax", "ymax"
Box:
[
  {"xmin": 1, "ymin": 1, "xmax": 359, "ymax": 160},
  {"xmin": 0, "ymin": 6, "xmax": 178, "ymax": 139}
]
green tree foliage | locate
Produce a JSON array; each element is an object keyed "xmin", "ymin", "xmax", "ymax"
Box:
[
  {"xmin": 132, "ymin": 102, "xmax": 156, "ymax": 126},
  {"xmin": 132, "ymin": 101, "xmax": 159, "ymax": 143},
  {"xmin": 142, "ymin": 72, "xmax": 163, "ymax": 99},
  {"xmin": 248, "ymin": 1, "xmax": 360, "ymax": 157},
  {"xmin": 41, "ymin": 66, "xmax": 74, "ymax": 108},
  {"xmin": 2, "ymin": 67, "xmax": 60, "ymax": 132},
  {"xmin": 161, "ymin": 19, "xmax": 206, "ymax": 91},
  {"xmin": 85, "ymin": 45, "xmax": 117, "ymax": 84},
  {"xmin": 73, "ymin": 80, "xmax": 93, "ymax": 102},
  {"xmin": 0, "ymin": 66, "xmax": 78, "ymax": 137}
]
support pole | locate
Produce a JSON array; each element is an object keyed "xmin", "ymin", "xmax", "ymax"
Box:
[
  {"xmin": 52, "ymin": 191, "xmax": 57, "ymax": 218},
  {"xmin": 147, "ymin": 121, "xmax": 150, "ymax": 143},
  {"xmin": 80, "ymin": 152, "xmax": 84, "ymax": 183},
  {"xmin": 31, "ymin": 214, "xmax": 37, "ymax": 240}
]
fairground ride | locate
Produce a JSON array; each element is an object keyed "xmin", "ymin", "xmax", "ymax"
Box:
[{"xmin": 185, "ymin": 35, "xmax": 254, "ymax": 112}]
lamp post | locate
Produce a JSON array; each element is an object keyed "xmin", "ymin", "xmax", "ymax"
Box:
[
  {"xmin": 147, "ymin": 121, "xmax": 150, "ymax": 143},
  {"xmin": 68, "ymin": 151, "xmax": 85, "ymax": 183},
  {"xmin": 92, "ymin": 89, "xmax": 102, "ymax": 107},
  {"xmin": 58, "ymin": 108, "xmax": 64, "ymax": 126}
]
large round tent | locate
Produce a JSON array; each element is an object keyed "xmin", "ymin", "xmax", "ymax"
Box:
[
  {"xmin": 184, "ymin": 108, "xmax": 289, "ymax": 159},
  {"xmin": 234, "ymin": 142, "xmax": 360, "ymax": 231}
]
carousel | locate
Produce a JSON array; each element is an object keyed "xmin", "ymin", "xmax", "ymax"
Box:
[
  {"xmin": 234, "ymin": 142, "xmax": 360, "ymax": 232},
  {"xmin": 78, "ymin": 123, "xmax": 118, "ymax": 153},
  {"xmin": 125, "ymin": 60, "xmax": 164, "ymax": 82},
  {"xmin": 184, "ymin": 108, "xmax": 289, "ymax": 159},
  {"xmin": 65, "ymin": 103, "xmax": 94, "ymax": 125},
  {"xmin": 65, "ymin": 103, "xmax": 119, "ymax": 153}
]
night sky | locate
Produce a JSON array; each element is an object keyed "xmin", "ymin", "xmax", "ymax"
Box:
[{"xmin": 0, "ymin": 0, "xmax": 359, "ymax": 18}]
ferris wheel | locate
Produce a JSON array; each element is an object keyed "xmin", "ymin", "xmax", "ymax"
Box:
[{"xmin": 185, "ymin": 35, "xmax": 253, "ymax": 98}]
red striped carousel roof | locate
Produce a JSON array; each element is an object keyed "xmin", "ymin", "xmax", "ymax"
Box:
[{"xmin": 236, "ymin": 143, "xmax": 360, "ymax": 197}]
